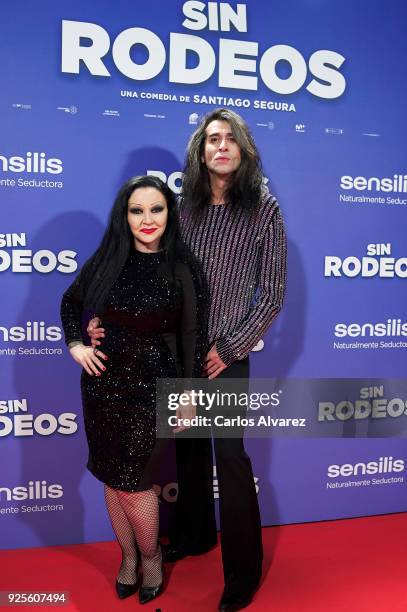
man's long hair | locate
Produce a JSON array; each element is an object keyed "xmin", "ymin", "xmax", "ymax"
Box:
[
  {"xmin": 182, "ymin": 108, "xmax": 263, "ymax": 217},
  {"xmin": 70, "ymin": 175, "xmax": 181, "ymax": 313}
]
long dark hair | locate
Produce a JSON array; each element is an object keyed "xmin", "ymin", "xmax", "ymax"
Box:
[
  {"xmin": 182, "ymin": 108, "xmax": 263, "ymax": 217},
  {"xmin": 72, "ymin": 175, "xmax": 181, "ymax": 312}
]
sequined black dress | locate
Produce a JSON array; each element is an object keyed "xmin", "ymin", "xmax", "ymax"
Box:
[{"xmin": 60, "ymin": 250, "xmax": 207, "ymax": 492}]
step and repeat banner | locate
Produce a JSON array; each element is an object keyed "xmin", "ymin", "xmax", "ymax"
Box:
[{"xmin": 1, "ymin": 0, "xmax": 406, "ymax": 549}]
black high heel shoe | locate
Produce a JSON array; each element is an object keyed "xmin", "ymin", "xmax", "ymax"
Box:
[
  {"xmin": 115, "ymin": 569, "xmax": 141, "ymax": 599},
  {"xmin": 138, "ymin": 545, "xmax": 164, "ymax": 605},
  {"xmin": 115, "ymin": 579, "xmax": 140, "ymax": 599}
]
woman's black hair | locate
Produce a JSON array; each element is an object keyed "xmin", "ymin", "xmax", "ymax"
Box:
[{"xmin": 72, "ymin": 175, "xmax": 181, "ymax": 312}]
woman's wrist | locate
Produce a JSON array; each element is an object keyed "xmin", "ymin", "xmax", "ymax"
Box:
[{"xmin": 68, "ymin": 340, "xmax": 84, "ymax": 349}]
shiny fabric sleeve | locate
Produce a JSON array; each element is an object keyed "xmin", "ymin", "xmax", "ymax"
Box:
[
  {"xmin": 60, "ymin": 284, "xmax": 85, "ymax": 347},
  {"xmin": 216, "ymin": 205, "xmax": 287, "ymax": 366},
  {"xmin": 176, "ymin": 261, "xmax": 209, "ymax": 380}
]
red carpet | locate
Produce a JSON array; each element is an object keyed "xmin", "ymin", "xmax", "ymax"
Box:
[{"xmin": 1, "ymin": 513, "xmax": 406, "ymax": 612}]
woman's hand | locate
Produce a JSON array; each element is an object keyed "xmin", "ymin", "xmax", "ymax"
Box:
[
  {"xmin": 69, "ymin": 343, "xmax": 108, "ymax": 376},
  {"xmin": 87, "ymin": 317, "xmax": 105, "ymax": 348},
  {"xmin": 203, "ymin": 345, "xmax": 227, "ymax": 379}
]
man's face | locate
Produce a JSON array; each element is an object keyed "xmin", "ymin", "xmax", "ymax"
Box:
[{"xmin": 202, "ymin": 120, "xmax": 242, "ymax": 179}]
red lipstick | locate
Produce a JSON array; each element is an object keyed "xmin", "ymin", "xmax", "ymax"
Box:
[{"xmin": 140, "ymin": 228, "xmax": 157, "ymax": 234}]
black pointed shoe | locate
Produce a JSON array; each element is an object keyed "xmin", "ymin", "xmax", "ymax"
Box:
[
  {"xmin": 138, "ymin": 582, "xmax": 163, "ymax": 605},
  {"xmin": 139, "ymin": 546, "xmax": 164, "ymax": 605},
  {"xmin": 115, "ymin": 577, "xmax": 140, "ymax": 600}
]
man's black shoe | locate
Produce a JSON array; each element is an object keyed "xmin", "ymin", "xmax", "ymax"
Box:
[
  {"xmin": 162, "ymin": 541, "xmax": 216, "ymax": 563},
  {"xmin": 218, "ymin": 588, "xmax": 257, "ymax": 611}
]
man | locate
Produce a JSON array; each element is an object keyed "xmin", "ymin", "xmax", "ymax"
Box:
[{"xmin": 90, "ymin": 109, "xmax": 286, "ymax": 611}]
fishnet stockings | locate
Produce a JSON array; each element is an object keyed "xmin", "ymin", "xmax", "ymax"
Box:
[
  {"xmin": 105, "ymin": 485, "xmax": 162, "ymax": 588},
  {"xmin": 104, "ymin": 485, "xmax": 138, "ymax": 585}
]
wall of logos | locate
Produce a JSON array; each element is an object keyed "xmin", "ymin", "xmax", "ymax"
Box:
[{"xmin": 1, "ymin": 0, "xmax": 406, "ymax": 549}]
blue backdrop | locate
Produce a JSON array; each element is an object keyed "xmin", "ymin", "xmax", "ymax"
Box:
[{"xmin": 1, "ymin": 0, "xmax": 406, "ymax": 549}]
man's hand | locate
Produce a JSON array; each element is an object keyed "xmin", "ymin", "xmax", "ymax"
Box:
[
  {"xmin": 173, "ymin": 391, "xmax": 196, "ymax": 433},
  {"xmin": 203, "ymin": 345, "xmax": 227, "ymax": 380},
  {"xmin": 87, "ymin": 317, "xmax": 105, "ymax": 348},
  {"xmin": 69, "ymin": 344, "xmax": 108, "ymax": 376}
]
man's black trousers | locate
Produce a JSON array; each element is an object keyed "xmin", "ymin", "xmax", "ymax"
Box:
[{"xmin": 169, "ymin": 357, "xmax": 263, "ymax": 594}]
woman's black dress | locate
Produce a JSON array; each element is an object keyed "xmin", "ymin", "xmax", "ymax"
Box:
[{"xmin": 60, "ymin": 249, "xmax": 206, "ymax": 492}]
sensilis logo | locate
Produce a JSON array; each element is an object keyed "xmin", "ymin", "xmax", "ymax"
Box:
[
  {"xmin": 0, "ymin": 322, "xmax": 62, "ymax": 343},
  {"xmin": 0, "ymin": 152, "xmax": 63, "ymax": 174},
  {"xmin": 0, "ymin": 481, "xmax": 63, "ymax": 502},
  {"xmin": 340, "ymin": 174, "xmax": 407, "ymax": 193},
  {"xmin": 334, "ymin": 319, "xmax": 407, "ymax": 339},
  {"xmin": 327, "ymin": 457, "xmax": 405, "ymax": 478}
]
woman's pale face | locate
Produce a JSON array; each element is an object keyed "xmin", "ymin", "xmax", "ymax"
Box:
[{"xmin": 127, "ymin": 187, "xmax": 168, "ymax": 252}]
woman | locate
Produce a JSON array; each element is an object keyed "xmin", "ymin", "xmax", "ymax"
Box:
[{"xmin": 60, "ymin": 175, "xmax": 207, "ymax": 604}]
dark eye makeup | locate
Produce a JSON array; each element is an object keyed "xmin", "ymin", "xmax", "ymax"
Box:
[{"xmin": 128, "ymin": 205, "xmax": 165, "ymax": 214}]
